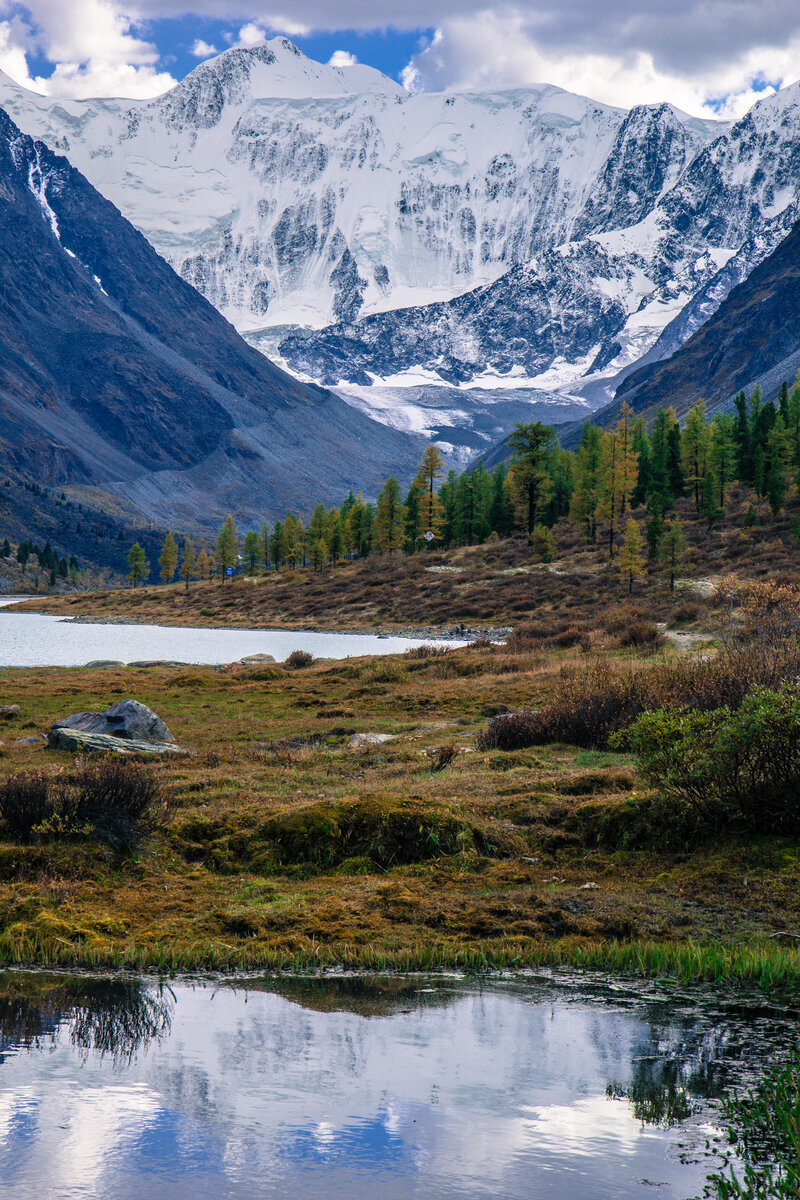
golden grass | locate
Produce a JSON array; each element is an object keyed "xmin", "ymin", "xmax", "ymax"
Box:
[{"xmin": 0, "ymin": 639, "xmax": 799, "ymax": 982}]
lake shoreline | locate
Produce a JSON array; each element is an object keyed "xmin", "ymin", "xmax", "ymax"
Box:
[{"xmin": 1, "ymin": 600, "xmax": 509, "ymax": 643}]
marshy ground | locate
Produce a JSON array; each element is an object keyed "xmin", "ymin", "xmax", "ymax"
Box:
[{"xmin": 1, "ymin": 608, "xmax": 800, "ymax": 982}]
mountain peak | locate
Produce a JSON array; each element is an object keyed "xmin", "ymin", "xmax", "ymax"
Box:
[{"xmin": 172, "ymin": 37, "xmax": 403, "ymax": 106}]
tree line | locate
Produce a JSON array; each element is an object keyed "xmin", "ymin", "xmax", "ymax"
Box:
[
  {"xmin": 128, "ymin": 377, "xmax": 800, "ymax": 593},
  {"xmin": 1, "ymin": 538, "xmax": 80, "ymax": 586}
]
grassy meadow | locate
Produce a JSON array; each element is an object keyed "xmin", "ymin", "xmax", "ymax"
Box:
[{"xmin": 3, "ymin": 548, "xmax": 800, "ymax": 984}]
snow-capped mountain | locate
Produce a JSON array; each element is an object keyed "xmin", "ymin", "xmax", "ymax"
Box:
[
  {"xmin": 0, "ymin": 105, "xmax": 425, "ymax": 530},
  {"xmin": 3, "ymin": 38, "xmax": 800, "ymax": 441}
]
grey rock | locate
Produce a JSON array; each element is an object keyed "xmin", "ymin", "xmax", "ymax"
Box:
[
  {"xmin": 238, "ymin": 653, "xmax": 276, "ymax": 664},
  {"xmin": 49, "ymin": 728, "xmax": 186, "ymax": 755},
  {"xmin": 84, "ymin": 660, "xmax": 125, "ymax": 668},
  {"xmin": 0, "ymin": 704, "xmax": 23, "ymax": 718},
  {"xmin": 15, "ymin": 735, "xmax": 45, "ymax": 745},
  {"xmin": 348, "ymin": 732, "xmax": 397, "ymax": 748},
  {"xmin": 49, "ymin": 699, "xmax": 175, "ymax": 747}
]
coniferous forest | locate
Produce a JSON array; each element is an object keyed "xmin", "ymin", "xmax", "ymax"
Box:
[{"xmin": 142, "ymin": 380, "xmax": 800, "ymax": 592}]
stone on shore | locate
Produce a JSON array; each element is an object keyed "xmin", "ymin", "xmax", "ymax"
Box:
[
  {"xmin": 238, "ymin": 653, "xmax": 276, "ymax": 664},
  {"xmin": 0, "ymin": 704, "xmax": 23, "ymax": 719},
  {"xmin": 83, "ymin": 660, "xmax": 125, "ymax": 668}
]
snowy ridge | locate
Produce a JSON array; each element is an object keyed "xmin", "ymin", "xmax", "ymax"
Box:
[{"xmin": 2, "ymin": 41, "xmax": 800, "ymax": 433}]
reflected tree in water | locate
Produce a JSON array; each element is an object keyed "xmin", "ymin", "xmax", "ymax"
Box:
[{"xmin": 0, "ymin": 974, "xmax": 173, "ymax": 1063}]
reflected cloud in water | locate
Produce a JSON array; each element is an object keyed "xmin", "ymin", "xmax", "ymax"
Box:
[{"xmin": 0, "ymin": 971, "xmax": 789, "ymax": 1199}]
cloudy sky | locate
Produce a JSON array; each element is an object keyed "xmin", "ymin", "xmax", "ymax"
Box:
[{"xmin": 0, "ymin": 1, "xmax": 798, "ymax": 118}]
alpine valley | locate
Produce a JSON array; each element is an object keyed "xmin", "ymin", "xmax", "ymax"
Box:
[
  {"xmin": 3, "ymin": 37, "xmax": 800, "ymax": 462},
  {"xmin": 0, "ymin": 104, "xmax": 425, "ymax": 539}
]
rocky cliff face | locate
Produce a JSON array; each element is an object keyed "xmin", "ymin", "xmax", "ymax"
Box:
[
  {"xmin": 4, "ymin": 41, "xmax": 800, "ymax": 438},
  {"xmin": 612, "ymin": 216, "xmax": 800, "ymax": 422},
  {"xmin": 0, "ymin": 106, "xmax": 425, "ymax": 529}
]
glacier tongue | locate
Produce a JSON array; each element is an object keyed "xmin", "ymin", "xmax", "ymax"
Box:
[{"xmin": 2, "ymin": 39, "xmax": 800, "ymax": 417}]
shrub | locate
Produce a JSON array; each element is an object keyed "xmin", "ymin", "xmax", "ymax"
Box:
[
  {"xmin": 670, "ymin": 601, "xmax": 701, "ymax": 625},
  {"xmin": 0, "ymin": 771, "xmax": 52, "ymax": 838},
  {"xmin": 480, "ymin": 585, "xmax": 800, "ymax": 753},
  {"xmin": 478, "ymin": 663, "xmax": 647, "ymax": 750},
  {"xmin": 715, "ymin": 578, "xmax": 800, "ymax": 690},
  {"xmin": 618, "ymin": 620, "xmax": 662, "ymax": 649},
  {"xmin": 64, "ymin": 759, "xmax": 168, "ymax": 850},
  {"xmin": 626, "ymin": 684, "xmax": 800, "ymax": 833},
  {"xmin": 0, "ymin": 760, "xmax": 167, "ymax": 851},
  {"xmin": 531, "ymin": 525, "xmax": 556, "ymax": 562},
  {"xmin": 403, "ymin": 644, "xmax": 450, "ymax": 659},
  {"xmin": 284, "ymin": 649, "xmax": 314, "ymax": 669},
  {"xmin": 477, "ymin": 654, "xmax": 762, "ymax": 752},
  {"xmin": 507, "ymin": 619, "xmax": 588, "ymax": 652},
  {"xmin": 554, "ymin": 626, "xmax": 585, "ymax": 648}
]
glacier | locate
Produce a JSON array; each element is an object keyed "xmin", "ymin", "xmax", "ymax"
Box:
[{"xmin": 2, "ymin": 36, "xmax": 800, "ymax": 440}]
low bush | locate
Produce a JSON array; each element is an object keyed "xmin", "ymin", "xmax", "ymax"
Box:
[
  {"xmin": 65, "ymin": 759, "xmax": 169, "ymax": 850},
  {"xmin": 625, "ymin": 684, "xmax": 800, "ymax": 834},
  {"xmin": 0, "ymin": 771, "xmax": 52, "ymax": 838},
  {"xmin": 403, "ymin": 644, "xmax": 450, "ymax": 659},
  {"xmin": 670, "ymin": 601, "xmax": 701, "ymax": 625},
  {"xmin": 0, "ymin": 759, "xmax": 168, "ymax": 851},
  {"xmin": 478, "ymin": 653, "xmax": 765, "ymax": 751},
  {"xmin": 507, "ymin": 619, "xmax": 589, "ymax": 652},
  {"xmin": 618, "ymin": 620, "xmax": 662, "ymax": 650},
  {"xmin": 284, "ymin": 649, "xmax": 314, "ymax": 669}
]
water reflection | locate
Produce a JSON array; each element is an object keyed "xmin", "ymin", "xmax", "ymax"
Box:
[
  {"xmin": 0, "ymin": 975, "xmax": 173, "ymax": 1062},
  {"xmin": 0, "ymin": 971, "xmax": 790, "ymax": 1199}
]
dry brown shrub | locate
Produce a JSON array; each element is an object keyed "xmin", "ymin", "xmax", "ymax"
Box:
[
  {"xmin": 715, "ymin": 577, "xmax": 800, "ymax": 689},
  {"xmin": 618, "ymin": 620, "xmax": 663, "ymax": 650}
]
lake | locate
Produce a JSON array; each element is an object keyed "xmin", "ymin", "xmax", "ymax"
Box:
[
  {"xmin": 0, "ymin": 600, "xmax": 463, "ymax": 667},
  {"xmin": 0, "ymin": 969, "xmax": 788, "ymax": 1200}
]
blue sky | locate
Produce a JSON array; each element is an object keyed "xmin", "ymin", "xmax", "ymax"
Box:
[
  {"xmin": 1, "ymin": 2, "xmax": 800, "ymax": 119},
  {"xmin": 138, "ymin": 17, "xmax": 434, "ymax": 87}
]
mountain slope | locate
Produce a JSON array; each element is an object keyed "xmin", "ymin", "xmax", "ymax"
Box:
[
  {"xmin": 4, "ymin": 42, "xmax": 800, "ymax": 436},
  {"xmin": 611, "ymin": 216, "xmax": 800, "ymax": 421},
  {"xmin": 0, "ymin": 106, "xmax": 424, "ymax": 529}
]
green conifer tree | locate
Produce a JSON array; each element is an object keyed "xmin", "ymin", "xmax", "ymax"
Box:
[
  {"xmin": 375, "ymin": 478, "xmax": 406, "ymax": 554},
  {"xmin": 508, "ymin": 422, "xmax": 557, "ymax": 534},
  {"xmin": 660, "ymin": 517, "xmax": 688, "ymax": 593},
  {"xmin": 242, "ymin": 530, "xmax": 261, "ymax": 574},
  {"xmin": 127, "ymin": 543, "xmax": 149, "ymax": 588}
]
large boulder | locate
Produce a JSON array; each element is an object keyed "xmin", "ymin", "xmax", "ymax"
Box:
[
  {"xmin": 48, "ymin": 728, "xmax": 185, "ymax": 755},
  {"xmin": 49, "ymin": 699, "xmax": 175, "ymax": 748}
]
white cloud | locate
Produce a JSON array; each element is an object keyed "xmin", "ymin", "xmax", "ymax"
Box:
[
  {"xmin": 236, "ymin": 21, "xmax": 267, "ymax": 48},
  {"xmin": 0, "ymin": 18, "xmax": 38, "ymax": 89},
  {"xmin": 191, "ymin": 38, "xmax": 217, "ymax": 58},
  {"xmin": 2, "ymin": 1, "xmax": 800, "ymax": 115},
  {"xmin": 328, "ymin": 49, "xmax": 356, "ymax": 68},
  {"xmin": 402, "ymin": 8, "xmax": 800, "ymax": 118},
  {"xmin": 0, "ymin": 0, "xmax": 176, "ymax": 98}
]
